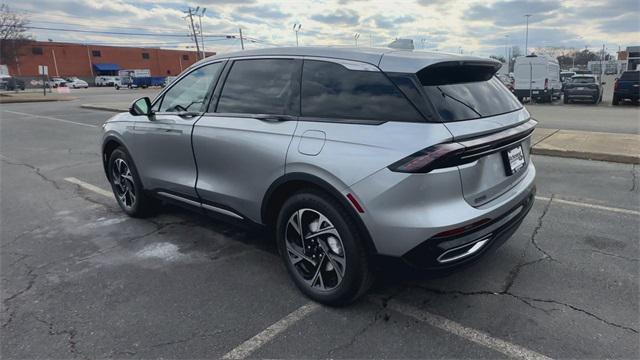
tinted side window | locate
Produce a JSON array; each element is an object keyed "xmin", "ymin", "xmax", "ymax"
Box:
[
  {"xmin": 301, "ymin": 60, "xmax": 422, "ymax": 122},
  {"xmin": 216, "ymin": 59, "xmax": 298, "ymax": 115},
  {"xmin": 159, "ymin": 62, "xmax": 224, "ymax": 113}
]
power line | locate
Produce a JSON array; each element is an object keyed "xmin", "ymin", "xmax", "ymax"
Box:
[{"xmin": 24, "ymin": 25, "xmax": 231, "ymax": 38}]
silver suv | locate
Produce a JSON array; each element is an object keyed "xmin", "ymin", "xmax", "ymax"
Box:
[{"xmin": 102, "ymin": 47, "xmax": 536, "ymax": 305}]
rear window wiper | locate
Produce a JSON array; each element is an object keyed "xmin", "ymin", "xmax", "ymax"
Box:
[{"xmin": 436, "ymin": 86, "xmax": 482, "ymax": 117}]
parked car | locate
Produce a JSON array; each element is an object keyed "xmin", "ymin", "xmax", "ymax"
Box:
[
  {"xmin": 560, "ymin": 71, "xmax": 576, "ymax": 94},
  {"xmin": 101, "ymin": 47, "xmax": 536, "ymax": 305},
  {"xmin": 95, "ymin": 76, "xmax": 120, "ymax": 87},
  {"xmin": 0, "ymin": 75, "xmax": 25, "ymax": 90},
  {"xmin": 563, "ymin": 75, "xmax": 603, "ymax": 104},
  {"xmin": 612, "ymin": 70, "xmax": 640, "ymax": 105},
  {"xmin": 47, "ymin": 77, "xmax": 67, "ymax": 88},
  {"xmin": 513, "ymin": 55, "xmax": 561, "ymax": 102},
  {"xmin": 65, "ymin": 77, "xmax": 89, "ymax": 88}
]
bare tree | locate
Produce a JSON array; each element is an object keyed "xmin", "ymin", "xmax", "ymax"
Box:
[{"xmin": 0, "ymin": 4, "xmax": 31, "ymax": 66}]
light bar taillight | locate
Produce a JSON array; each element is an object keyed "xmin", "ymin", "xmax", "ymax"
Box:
[{"xmin": 388, "ymin": 143, "xmax": 465, "ymax": 173}]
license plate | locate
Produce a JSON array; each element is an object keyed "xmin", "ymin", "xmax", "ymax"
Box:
[
  {"xmin": 577, "ymin": 87, "xmax": 585, "ymax": 90},
  {"xmin": 503, "ymin": 146, "xmax": 525, "ymax": 175},
  {"xmin": 532, "ymin": 90, "xmax": 539, "ymax": 94}
]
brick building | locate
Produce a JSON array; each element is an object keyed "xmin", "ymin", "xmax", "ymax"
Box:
[{"xmin": 2, "ymin": 40, "xmax": 214, "ymax": 84}]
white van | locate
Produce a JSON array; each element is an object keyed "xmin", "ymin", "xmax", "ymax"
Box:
[{"xmin": 513, "ymin": 55, "xmax": 561, "ymax": 102}]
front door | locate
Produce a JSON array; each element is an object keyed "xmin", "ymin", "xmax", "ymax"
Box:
[{"xmin": 133, "ymin": 61, "xmax": 226, "ymax": 198}]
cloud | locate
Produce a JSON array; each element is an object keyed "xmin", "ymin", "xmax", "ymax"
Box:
[
  {"xmin": 369, "ymin": 15, "xmax": 415, "ymax": 29},
  {"xmin": 598, "ymin": 13, "xmax": 640, "ymax": 33},
  {"xmin": 466, "ymin": 0, "xmax": 562, "ymax": 26},
  {"xmin": 235, "ymin": 5, "xmax": 289, "ymax": 20},
  {"xmin": 311, "ymin": 9, "xmax": 359, "ymax": 26}
]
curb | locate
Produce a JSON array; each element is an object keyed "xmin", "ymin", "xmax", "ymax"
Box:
[
  {"xmin": 0, "ymin": 97, "xmax": 75, "ymax": 103},
  {"xmin": 80, "ymin": 104, "xmax": 126, "ymax": 112},
  {"xmin": 532, "ymin": 147, "xmax": 640, "ymax": 164}
]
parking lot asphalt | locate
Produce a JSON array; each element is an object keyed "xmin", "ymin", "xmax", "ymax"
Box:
[{"xmin": 1, "ymin": 100, "xmax": 639, "ymax": 359}]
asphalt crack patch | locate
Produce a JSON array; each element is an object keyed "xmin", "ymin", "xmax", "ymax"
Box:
[
  {"xmin": 503, "ymin": 195, "xmax": 555, "ymax": 293},
  {"xmin": 33, "ymin": 315, "xmax": 85, "ymax": 359},
  {"xmin": 411, "ymin": 285, "xmax": 638, "ymax": 334},
  {"xmin": 0, "ymin": 156, "xmax": 61, "ymax": 190}
]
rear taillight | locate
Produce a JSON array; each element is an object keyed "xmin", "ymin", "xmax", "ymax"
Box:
[
  {"xmin": 388, "ymin": 143, "xmax": 464, "ymax": 173},
  {"xmin": 544, "ymin": 78, "xmax": 549, "ymax": 90},
  {"xmin": 614, "ymin": 80, "xmax": 619, "ymax": 90}
]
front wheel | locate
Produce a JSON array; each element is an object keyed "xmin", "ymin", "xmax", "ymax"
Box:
[
  {"xmin": 107, "ymin": 148, "xmax": 156, "ymax": 217},
  {"xmin": 276, "ymin": 190, "xmax": 374, "ymax": 305}
]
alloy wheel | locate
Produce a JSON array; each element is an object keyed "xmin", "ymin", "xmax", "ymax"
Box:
[
  {"xmin": 285, "ymin": 208, "xmax": 346, "ymax": 291},
  {"xmin": 111, "ymin": 158, "xmax": 136, "ymax": 209}
]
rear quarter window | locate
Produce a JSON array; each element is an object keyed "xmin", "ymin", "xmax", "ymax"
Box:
[{"xmin": 301, "ymin": 60, "xmax": 422, "ymax": 122}]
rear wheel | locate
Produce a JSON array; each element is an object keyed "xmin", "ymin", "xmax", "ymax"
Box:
[
  {"xmin": 108, "ymin": 148, "xmax": 156, "ymax": 217},
  {"xmin": 612, "ymin": 95, "xmax": 619, "ymax": 105},
  {"xmin": 563, "ymin": 96, "xmax": 569, "ymax": 104},
  {"xmin": 276, "ymin": 190, "xmax": 373, "ymax": 305}
]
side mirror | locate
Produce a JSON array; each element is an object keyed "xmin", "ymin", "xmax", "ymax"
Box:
[{"xmin": 129, "ymin": 97, "xmax": 151, "ymax": 116}]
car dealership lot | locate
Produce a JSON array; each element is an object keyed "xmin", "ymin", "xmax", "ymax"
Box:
[{"xmin": 1, "ymin": 100, "xmax": 639, "ymax": 358}]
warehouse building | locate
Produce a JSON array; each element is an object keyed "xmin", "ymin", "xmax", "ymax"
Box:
[{"xmin": 2, "ymin": 40, "xmax": 214, "ymax": 85}]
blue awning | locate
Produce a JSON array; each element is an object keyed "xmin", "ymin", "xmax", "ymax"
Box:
[{"xmin": 93, "ymin": 63, "xmax": 121, "ymax": 71}]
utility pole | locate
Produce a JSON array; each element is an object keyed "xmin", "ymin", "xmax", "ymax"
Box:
[
  {"xmin": 239, "ymin": 28, "xmax": 245, "ymax": 50},
  {"xmin": 524, "ymin": 14, "xmax": 531, "ymax": 55},
  {"xmin": 370, "ymin": 33, "xmax": 373, "ymax": 47},
  {"xmin": 293, "ymin": 23, "xmax": 301, "ymax": 47},
  {"xmin": 354, "ymin": 33, "xmax": 360, "ymax": 47},
  {"xmin": 184, "ymin": 7, "xmax": 201, "ymax": 60},
  {"xmin": 198, "ymin": 8, "xmax": 206, "ymax": 58}
]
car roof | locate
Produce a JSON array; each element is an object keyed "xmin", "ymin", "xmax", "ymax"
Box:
[
  {"xmin": 199, "ymin": 46, "xmax": 498, "ymax": 74},
  {"xmin": 572, "ymin": 74, "xmax": 597, "ymax": 78}
]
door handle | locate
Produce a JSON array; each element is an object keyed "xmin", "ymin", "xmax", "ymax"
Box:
[
  {"xmin": 254, "ymin": 114, "xmax": 295, "ymax": 122},
  {"xmin": 178, "ymin": 111, "xmax": 201, "ymax": 119}
]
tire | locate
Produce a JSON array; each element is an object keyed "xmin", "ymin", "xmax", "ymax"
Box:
[
  {"xmin": 276, "ymin": 190, "xmax": 374, "ymax": 306},
  {"xmin": 563, "ymin": 96, "xmax": 569, "ymax": 104},
  {"xmin": 612, "ymin": 95, "xmax": 619, "ymax": 105},
  {"xmin": 107, "ymin": 148, "xmax": 156, "ymax": 217}
]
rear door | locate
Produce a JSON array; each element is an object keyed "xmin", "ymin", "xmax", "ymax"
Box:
[
  {"xmin": 192, "ymin": 58, "xmax": 301, "ymax": 221},
  {"xmin": 418, "ymin": 63, "xmax": 533, "ymax": 206}
]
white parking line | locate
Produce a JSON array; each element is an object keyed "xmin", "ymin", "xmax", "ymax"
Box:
[
  {"xmin": 2, "ymin": 110, "xmax": 99, "ymax": 128},
  {"xmin": 222, "ymin": 302, "xmax": 320, "ymax": 359},
  {"xmin": 64, "ymin": 177, "xmax": 113, "ymax": 198},
  {"xmin": 384, "ymin": 299, "xmax": 553, "ymax": 360},
  {"xmin": 536, "ymin": 196, "xmax": 639, "ymax": 216}
]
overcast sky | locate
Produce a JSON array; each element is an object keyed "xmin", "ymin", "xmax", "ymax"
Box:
[{"xmin": 10, "ymin": 0, "xmax": 640, "ymax": 57}]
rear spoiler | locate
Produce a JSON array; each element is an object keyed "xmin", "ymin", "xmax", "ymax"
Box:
[{"xmin": 417, "ymin": 60, "xmax": 502, "ymax": 86}]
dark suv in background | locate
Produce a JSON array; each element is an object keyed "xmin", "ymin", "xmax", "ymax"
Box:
[
  {"xmin": 613, "ymin": 70, "xmax": 640, "ymax": 105},
  {"xmin": 563, "ymin": 75, "xmax": 603, "ymax": 104}
]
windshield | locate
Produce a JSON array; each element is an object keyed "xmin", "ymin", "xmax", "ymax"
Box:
[{"xmin": 571, "ymin": 77, "xmax": 596, "ymax": 84}]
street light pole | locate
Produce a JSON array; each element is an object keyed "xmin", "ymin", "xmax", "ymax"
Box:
[
  {"xmin": 293, "ymin": 23, "xmax": 302, "ymax": 47},
  {"xmin": 524, "ymin": 14, "xmax": 531, "ymax": 55},
  {"xmin": 354, "ymin": 33, "xmax": 360, "ymax": 47},
  {"xmin": 504, "ymin": 34, "xmax": 509, "ymax": 61}
]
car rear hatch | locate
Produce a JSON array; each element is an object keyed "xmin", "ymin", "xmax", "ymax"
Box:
[{"xmin": 417, "ymin": 61, "xmax": 535, "ymax": 207}]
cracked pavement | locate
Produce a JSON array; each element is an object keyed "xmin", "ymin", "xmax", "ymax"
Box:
[{"xmin": 1, "ymin": 95, "xmax": 639, "ymax": 358}]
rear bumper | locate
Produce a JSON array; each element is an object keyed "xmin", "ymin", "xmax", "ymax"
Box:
[
  {"xmin": 565, "ymin": 89, "xmax": 598, "ymax": 98},
  {"xmin": 349, "ymin": 159, "xmax": 536, "ymax": 258},
  {"xmin": 514, "ymin": 89, "xmax": 559, "ymax": 99},
  {"xmin": 402, "ymin": 186, "xmax": 535, "ymax": 269}
]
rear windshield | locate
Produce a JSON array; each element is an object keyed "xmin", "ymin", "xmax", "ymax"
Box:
[
  {"xmin": 418, "ymin": 64, "xmax": 522, "ymax": 122},
  {"xmin": 571, "ymin": 77, "xmax": 596, "ymax": 83},
  {"xmin": 620, "ymin": 71, "xmax": 640, "ymax": 81}
]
